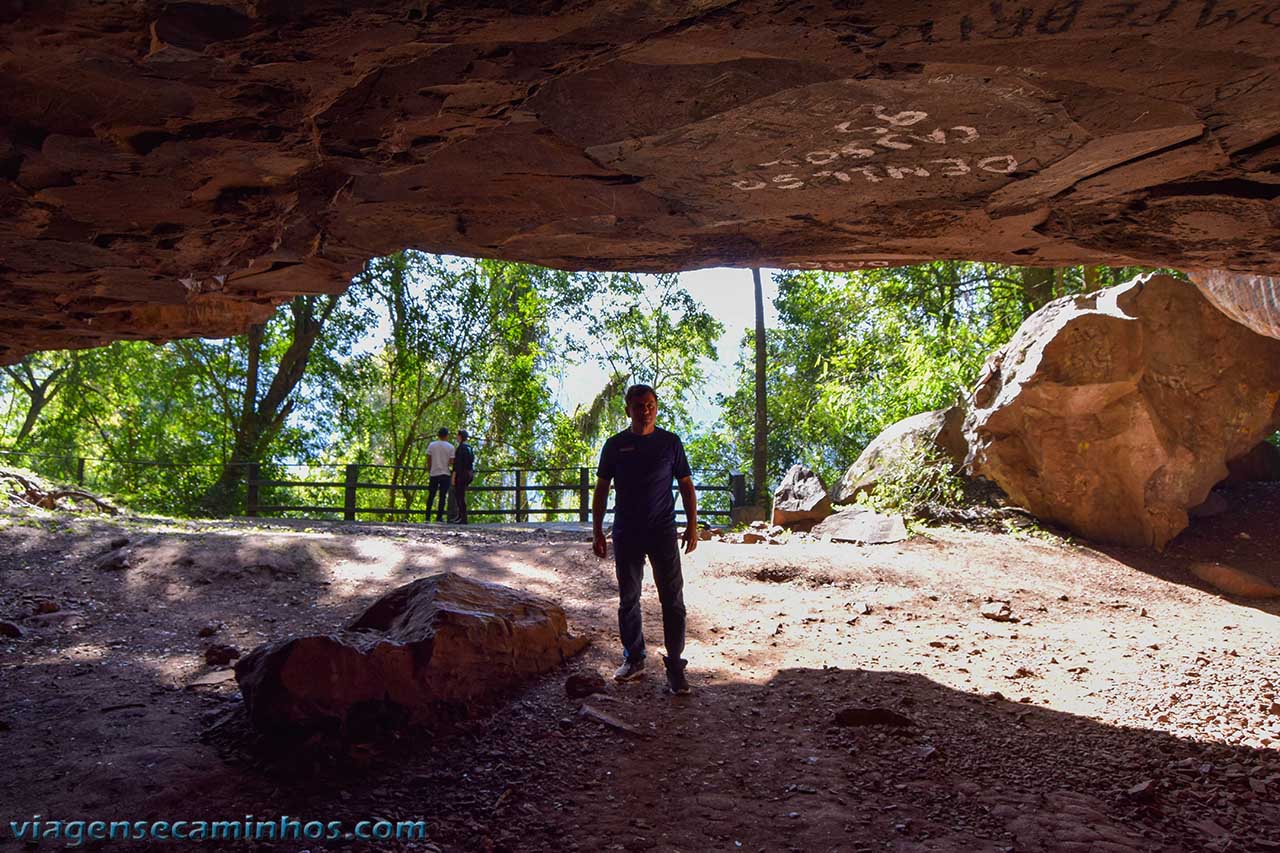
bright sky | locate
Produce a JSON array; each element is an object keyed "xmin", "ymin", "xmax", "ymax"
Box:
[{"xmin": 552, "ymin": 267, "xmax": 781, "ymax": 427}]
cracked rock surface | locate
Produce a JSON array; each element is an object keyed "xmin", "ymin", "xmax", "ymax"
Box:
[{"xmin": 2, "ymin": 1, "xmax": 1278, "ymax": 361}]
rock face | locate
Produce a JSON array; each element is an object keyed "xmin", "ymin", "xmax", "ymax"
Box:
[
  {"xmin": 834, "ymin": 405, "xmax": 967, "ymax": 504},
  {"xmin": 964, "ymin": 275, "xmax": 1280, "ymax": 549},
  {"xmin": 3, "ymin": 3, "xmax": 1279, "ymax": 363},
  {"xmin": 771, "ymin": 464, "xmax": 833, "ymax": 529},
  {"xmin": 234, "ymin": 572, "xmax": 588, "ymax": 738}
]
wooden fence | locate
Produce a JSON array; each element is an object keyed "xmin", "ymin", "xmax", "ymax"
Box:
[{"xmin": 247, "ymin": 464, "xmax": 746, "ymax": 522}]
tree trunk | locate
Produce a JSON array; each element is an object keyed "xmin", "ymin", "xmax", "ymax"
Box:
[
  {"xmin": 1019, "ymin": 267, "xmax": 1056, "ymax": 314},
  {"xmin": 752, "ymin": 268, "xmax": 768, "ymax": 506},
  {"xmin": 200, "ymin": 295, "xmax": 336, "ymax": 514}
]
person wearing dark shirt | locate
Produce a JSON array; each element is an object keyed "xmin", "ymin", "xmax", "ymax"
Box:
[
  {"xmin": 592, "ymin": 383, "xmax": 698, "ymax": 695},
  {"xmin": 450, "ymin": 429, "xmax": 475, "ymax": 524}
]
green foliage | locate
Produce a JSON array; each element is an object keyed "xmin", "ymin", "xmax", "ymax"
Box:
[{"xmin": 860, "ymin": 441, "xmax": 965, "ymax": 516}]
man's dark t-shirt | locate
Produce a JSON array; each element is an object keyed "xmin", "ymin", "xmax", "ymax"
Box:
[{"xmin": 597, "ymin": 427, "xmax": 692, "ymax": 535}]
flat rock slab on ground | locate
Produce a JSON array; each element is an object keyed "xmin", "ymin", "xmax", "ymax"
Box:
[{"xmin": 811, "ymin": 508, "xmax": 909, "ymax": 544}]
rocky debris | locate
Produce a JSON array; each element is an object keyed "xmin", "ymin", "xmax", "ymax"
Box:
[
  {"xmin": 811, "ymin": 509, "xmax": 908, "ymax": 544},
  {"xmin": 565, "ymin": 673, "xmax": 607, "ymax": 700},
  {"xmin": 1188, "ymin": 562, "xmax": 1280, "ymax": 599},
  {"xmin": 204, "ymin": 644, "xmax": 241, "ymax": 667},
  {"xmin": 1225, "ymin": 440, "xmax": 1280, "ymax": 484},
  {"xmin": 833, "ymin": 707, "xmax": 914, "ymax": 728},
  {"xmin": 234, "ymin": 572, "xmax": 588, "ymax": 739},
  {"xmin": 31, "ymin": 599, "xmax": 59, "ymax": 615},
  {"xmin": 578, "ymin": 704, "xmax": 648, "ymax": 737},
  {"xmin": 3, "ymin": 4, "xmax": 1278, "ymax": 363},
  {"xmin": 771, "ymin": 465, "xmax": 833, "ymax": 529},
  {"xmin": 22, "ymin": 610, "xmax": 85, "ymax": 631},
  {"xmin": 965, "ymin": 275, "xmax": 1280, "ymax": 549},
  {"xmin": 980, "ymin": 601, "xmax": 1017, "ymax": 622},
  {"xmin": 0, "ymin": 621, "xmax": 22, "ymax": 638},
  {"xmin": 834, "ymin": 405, "xmax": 967, "ymax": 504},
  {"xmin": 196, "ymin": 622, "xmax": 223, "ymax": 638}
]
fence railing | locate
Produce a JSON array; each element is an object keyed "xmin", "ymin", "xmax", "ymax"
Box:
[
  {"xmin": 0, "ymin": 450, "xmax": 747, "ymax": 524},
  {"xmin": 247, "ymin": 463, "xmax": 747, "ymax": 523}
]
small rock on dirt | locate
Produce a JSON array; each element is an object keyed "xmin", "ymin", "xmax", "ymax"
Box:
[
  {"xmin": 197, "ymin": 622, "xmax": 223, "ymax": 638},
  {"xmin": 204, "ymin": 644, "xmax": 242, "ymax": 666},
  {"xmin": 833, "ymin": 707, "xmax": 914, "ymax": 728},
  {"xmin": 566, "ymin": 672, "xmax": 607, "ymax": 699},
  {"xmin": 981, "ymin": 601, "xmax": 1016, "ymax": 622},
  {"xmin": 32, "ymin": 599, "xmax": 60, "ymax": 615},
  {"xmin": 1126, "ymin": 779, "xmax": 1157, "ymax": 802},
  {"xmin": 0, "ymin": 621, "xmax": 21, "ymax": 638}
]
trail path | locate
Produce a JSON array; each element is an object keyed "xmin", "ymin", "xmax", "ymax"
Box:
[{"xmin": 0, "ymin": 501, "xmax": 1277, "ymax": 852}]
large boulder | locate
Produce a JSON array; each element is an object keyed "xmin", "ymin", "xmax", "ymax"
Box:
[
  {"xmin": 834, "ymin": 404, "xmax": 967, "ymax": 505},
  {"xmin": 771, "ymin": 464, "xmax": 833, "ymax": 529},
  {"xmin": 235, "ymin": 572, "xmax": 588, "ymax": 738},
  {"xmin": 964, "ymin": 275, "xmax": 1280, "ymax": 549}
]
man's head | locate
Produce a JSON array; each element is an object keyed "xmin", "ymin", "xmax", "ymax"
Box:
[
  {"xmin": 624, "ymin": 384, "xmax": 659, "ymax": 433},
  {"xmin": 458, "ymin": 429, "xmax": 469, "ymax": 441},
  {"xmin": 438, "ymin": 427, "xmax": 450, "ymax": 439}
]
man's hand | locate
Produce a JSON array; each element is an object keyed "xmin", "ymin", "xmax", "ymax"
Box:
[
  {"xmin": 592, "ymin": 529, "xmax": 608, "ymax": 558},
  {"xmin": 681, "ymin": 524, "xmax": 698, "ymax": 554}
]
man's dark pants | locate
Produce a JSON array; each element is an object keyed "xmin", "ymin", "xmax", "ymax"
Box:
[
  {"xmin": 426, "ymin": 474, "xmax": 450, "ymax": 522},
  {"xmin": 451, "ymin": 472, "xmax": 473, "ymax": 523},
  {"xmin": 614, "ymin": 525, "xmax": 685, "ymax": 664}
]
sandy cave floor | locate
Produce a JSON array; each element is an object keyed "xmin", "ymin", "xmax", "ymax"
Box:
[{"xmin": 1, "ymin": 489, "xmax": 1279, "ymax": 853}]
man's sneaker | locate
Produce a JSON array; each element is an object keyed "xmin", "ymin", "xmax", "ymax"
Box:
[
  {"xmin": 614, "ymin": 657, "xmax": 646, "ymax": 682},
  {"xmin": 663, "ymin": 656, "xmax": 691, "ymax": 695}
]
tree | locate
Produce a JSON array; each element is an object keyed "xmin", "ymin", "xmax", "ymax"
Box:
[{"xmin": 751, "ymin": 267, "xmax": 768, "ymax": 505}]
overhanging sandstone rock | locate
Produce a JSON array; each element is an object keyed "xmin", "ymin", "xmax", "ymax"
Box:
[
  {"xmin": 234, "ymin": 572, "xmax": 588, "ymax": 738},
  {"xmin": 964, "ymin": 275, "xmax": 1280, "ymax": 549},
  {"xmin": 2, "ymin": 2, "xmax": 1279, "ymax": 362}
]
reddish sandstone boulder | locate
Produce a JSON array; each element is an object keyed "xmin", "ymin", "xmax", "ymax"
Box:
[
  {"xmin": 235, "ymin": 572, "xmax": 588, "ymax": 738},
  {"xmin": 771, "ymin": 464, "xmax": 833, "ymax": 529},
  {"xmin": 964, "ymin": 275, "xmax": 1280, "ymax": 549}
]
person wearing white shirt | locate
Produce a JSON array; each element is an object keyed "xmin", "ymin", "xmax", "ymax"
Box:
[{"xmin": 425, "ymin": 428, "xmax": 455, "ymax": 522}]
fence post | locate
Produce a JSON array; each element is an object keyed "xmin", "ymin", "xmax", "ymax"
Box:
[
  {"xmin": 76, "ymin": 457, "xmax": 86, "ymax": 486},
  {"xmin": 344, "ymin": 464, "xmax": 359, "ymax": 521},
  {"xmin": 729, "ymin": 470, "xmax": 746, "ymax": 507},
  {"xmin": 516, "ymin": 469, "xmax": 528, "ymax": 522},
  {"xmin": 246, "ymin": 463, "xmax": 260, "ymax": 517},
  {"xmin": 578, "ymin": 467, "xmax": 590, "ymax": 523}
]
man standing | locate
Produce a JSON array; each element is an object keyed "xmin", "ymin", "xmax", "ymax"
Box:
[
  {"xmin": 592, "ymin": 384, "xmax": 698, "ymax": 695},
  {"xmin": 425, "ymin": 427, "xmax": 454, "ymax": 523},
  {"xmin": 451, "ymin": 428, "xmax": 475, "ymax": 524}
]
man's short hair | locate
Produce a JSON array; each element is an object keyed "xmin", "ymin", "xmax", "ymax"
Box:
[
  {"xmin": 624, "ymin": 384, "xmax": 658, "ymax": 405},
  {"xmin": 438, "ymin": 427, "xmax": 449, "ymax": 438},
  {"xmin": 458, "ymin": 429, "xmax": 469, "ymax": 438}
]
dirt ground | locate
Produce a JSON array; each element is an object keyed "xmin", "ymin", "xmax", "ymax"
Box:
[{"xmin": 1, "ymin": 486, "xmax": 1279, "ymax": 852}]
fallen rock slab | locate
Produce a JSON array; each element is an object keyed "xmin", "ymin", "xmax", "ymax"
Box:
[
  {"xmin": 811, "ymin": 509, "xmax": 908, "ymax": 544},
  {"xmin": 1188, "ymin": 563, "xmax": 1280, "ymax": 599},
  {"xmin": 235, "ymin": 572, "xmax": 588, "ymax": 739}
]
